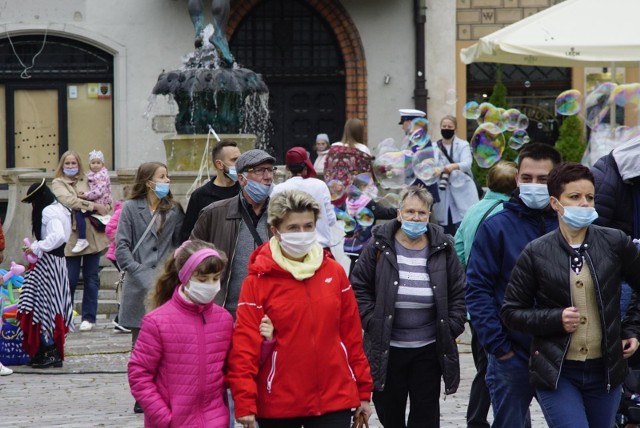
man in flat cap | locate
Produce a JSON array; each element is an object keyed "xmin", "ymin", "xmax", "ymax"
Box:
[{"xmin": 191, "ymin": 148, "xmax": 276, "ymax": 319}]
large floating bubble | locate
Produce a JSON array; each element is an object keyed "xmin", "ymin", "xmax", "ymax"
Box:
[
  {"xmin": 516, "ymin": 114, "xmax": 529, "ymax": 131},
  {"xmin": 471, "ymin": 123, "xmax": 505, "ymax": 168},
  {"xmin": 373, "ymin": 151, "xmax": 411, "ymax": 189},
  {"xmin": 449, "ymin": 170, "xmax": 469, "ymax": 188},
  {"xmin": 355, "ymin": 208, "xmax": 375, "ymax": 227},
  {"xmin": 375, "ymin": 137, "xmax": 398, "ymax": 156},
  {"xmin": 412, "ymin": 147, "xmax": 440, "ymax": 185},
  {"xmin": 585, "ymin": 82, "xmax": 616, "ymax": 129},
  {"xmin": 612, "ymin": 83, "xmax": 640, "ymax": 107},
  {"xmin": 555, "ymin": 89, "xmax": 582, "ymax": 116},
  {"xmin": 353, "ymin": 173, "xmax": 378, "ymax": 199},
  {"xmin": 377, "ymin": 192, "xmax": 401, "ymax": 209},
  {"xmin": 477, "ymin": 102, "xmax": 497, "ymax": 125},
  {"xmin": 463, "ymin": 101, "xmax": 480, "ymax": 120},
  {"xmin": 508, "ymin": 129, "xmax": 530, "ymax": 150},
  {"xmin": 503, "ymin": 108, "xmax": 522, "ymax": 132}
]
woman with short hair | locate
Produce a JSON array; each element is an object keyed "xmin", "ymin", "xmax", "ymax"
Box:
[
  {"xmin": 227, "ymin": 189, "xmax": 373, "ymax": 428},
  {"xmin": 351, "ymin": 185, "xmax": 467, "ymax": 427},
  {"xmin": 502, "ymin": 162, "xmax": 640, "ymax": 427}
]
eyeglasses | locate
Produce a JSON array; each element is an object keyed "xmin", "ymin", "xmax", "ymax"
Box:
[{"xmin": 246, "ymin": 166, "xmax": 277, "ymax": 176}]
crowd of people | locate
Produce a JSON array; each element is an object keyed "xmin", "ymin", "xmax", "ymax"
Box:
[{"xmin": 3, "ymin": 111, "xmax": 640, "ymax": 428}]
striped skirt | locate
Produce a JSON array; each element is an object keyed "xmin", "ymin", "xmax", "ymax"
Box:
[{"xmin": 17, "ymin": 252, "xmax": 73, "ymax": 357}]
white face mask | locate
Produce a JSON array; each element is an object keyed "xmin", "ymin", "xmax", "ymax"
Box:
[
  {"xmin": 278, "ymin": 231, "xmax": 317, "ymax": 258},
  {"xmin": 186, "ymin": 280, "xmax": 220, "ymax": 304}
]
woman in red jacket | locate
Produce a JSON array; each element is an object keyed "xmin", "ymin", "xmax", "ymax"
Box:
[{"xmin": 227, "ymin": 189, "xmax": 373, "ymax": 428}]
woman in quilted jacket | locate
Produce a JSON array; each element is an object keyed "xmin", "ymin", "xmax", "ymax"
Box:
[{"xmin": 128, "ymin": 239, "xmax": 233, "ymax": 427}]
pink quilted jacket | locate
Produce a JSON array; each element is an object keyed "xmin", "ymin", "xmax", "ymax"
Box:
[
  {"xmin": 128, "ymin": 287, "xmax": 233, "ymax": 427},
  {"xmin": 104, "ymin": 200, "xmax": 122, "ymax": 262}
]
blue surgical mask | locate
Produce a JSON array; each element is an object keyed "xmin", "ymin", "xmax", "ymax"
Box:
[
  {"xmin": 400, "ymin": 218, "xmax": 429, "ymax": 240},
  {"xmin": 243, "ymin": 178, "xmax": 273, "ymax": 203},
  {"xmin": 558, "ymin": 203, "xmax": 599, "ymax": 230},
  {"xmin": 63, "ymin": 167, "xmax": 79, "ymax": 176},
  {"xmin": 519, "ymin": 183, "xmax": 550, "ymax": 209},
  {"xmin": 225, "ymin": 166, "xmax": 238, "ymax": 182},
  {"xmin": 153, "ymin": 182, "xmax": 170, "ymax": 199}
]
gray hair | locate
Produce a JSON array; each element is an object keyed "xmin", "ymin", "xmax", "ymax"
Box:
[
  {"xmin": 268, "ymin": 190, "xmax": 320, "ymax": 230},
  {"xmin": 398, "ymin": 186, "xmax": 434, "ymax": 210}
]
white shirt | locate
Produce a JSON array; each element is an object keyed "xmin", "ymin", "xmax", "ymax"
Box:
[
  {"xmin": 272, "ymin": 176, "xmax": 337, "ymax": 248},
  {"xmin": 331, "ymin": 141, "xmax": 372, "ymax": 156},
  {"xmin": 31, "ymin": 202, "xmax": 72, "ymax": 257}
]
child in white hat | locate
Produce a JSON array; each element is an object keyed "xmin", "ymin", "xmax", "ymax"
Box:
[{"xmin": 72, "ymin": 150, "xmax": 113, "ymax": 253}]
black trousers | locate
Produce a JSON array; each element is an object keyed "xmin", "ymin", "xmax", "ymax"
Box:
[
  {"xmin": 373, "ymin": 343, "xmax": 441, "ymax": 428},
  {"xmin": 257, "ymin": 409, "xmax": 352, "ymax": 428},
  {"xmin": 467, "ymin": 322, "xmax": 491, "ymax": 428}
]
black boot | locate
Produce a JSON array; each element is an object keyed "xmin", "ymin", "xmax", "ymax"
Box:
[
  {"xmin": 31, "ymin": 346, "xmax": 63, "ymax": 369},
  {"xmin": 28, "ymin": 348, "xmax": 47, "ymax": 367}
]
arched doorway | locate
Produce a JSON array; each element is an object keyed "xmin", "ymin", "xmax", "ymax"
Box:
[
  {"xmin": 229, "ymin": 0, "xmax": 357, "ymax": 162},
  {"xmin": 0, "ymin": 34, "xmax": 114, "ymax": 170}
]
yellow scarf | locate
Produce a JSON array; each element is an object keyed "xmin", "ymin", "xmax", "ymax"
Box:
[{"xmin": 269, "ymin": 237, "xmax": 323, "ymax": 280}]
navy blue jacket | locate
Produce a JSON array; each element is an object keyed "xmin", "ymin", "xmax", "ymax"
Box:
[{"xmin": 465, "ymin": 194, "xmax": 558, "ymax": 358}]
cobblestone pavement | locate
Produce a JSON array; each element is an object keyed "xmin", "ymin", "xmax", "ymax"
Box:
[{"xmin": 0, "ymin": 321, "xmax": 546, "ymax": 427}]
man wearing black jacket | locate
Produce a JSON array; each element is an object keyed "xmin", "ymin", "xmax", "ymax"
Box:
[{"xmin": 179, "ymin": 140, "xmax": 241, "ymax": 242}]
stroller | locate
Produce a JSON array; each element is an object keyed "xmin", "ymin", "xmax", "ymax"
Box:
[{"xmin": 615, "ymin": 369, "xmax": 640, "ymax": 427}]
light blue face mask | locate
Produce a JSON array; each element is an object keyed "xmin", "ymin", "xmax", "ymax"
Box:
[
  {"xmin": 225, "ymin": 166, "xmax": 238, "ymax": 182},
  {"xmin": 401, "ymin": 220, "xmax": 428, "ymax": 240},
  {"xmin": 63, "ymin": 167, "xmax": 79, "ymax": 177},
  {"xmin": 519, "ymin": 183, "xmax": 550, "ymax": 210},
  {"xmin": 153, "ymin": 182, "xmax": 170, "ymax": 199},
  {"xmin": 558, "ymin": 203, "xmax": 599, "ymax": 230},
  {"xmin": 243, "ymin": 178, "xmax": 273, "ymax": 203}
]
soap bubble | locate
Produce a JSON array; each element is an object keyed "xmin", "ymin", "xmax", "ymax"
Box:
[
  {"xmin": 503, "ymin": 108, "xmax": 522, "ymax": 131},
  {"xmin": 355, "ymin": 207, "xmax": 375, "ymax": 227},
  {"xmin": 463, "ymin": 101, "xmax": 480, "ymax": 120},
  {"xmin": 508, "ymin": 129, "xmax": 530, "ymax": 150},
  {"xmin": 449, "ymin": 170, "xmax": 468, "ymax": 188},
  {"xmin": 585, "ymin": 82, "xmax": 616, "ymax": 129},
  {"xmin": 327, "ymin": 179, "xmax": 346, "ymax": 201},
  {"xmin": 373, "ymin": 151, "xmax": 411, "ymax": 189},
  {"xmin": 516, "ymin": 114, "xmax": 529, "ymax": 131},
  {"xmin": 477, "ymin": 102, "xmax": 497, "ymax": 125},
  {"xmin": 377, "ymin": 192, "xmax": 401, "ymax": 208},
  {"xmin": 470, "ymin": 123, "xmax": 505, "ymax": 168},
  {"xmin": 412, "ymin": 147, "xmax": 441, "ymax": 185},
  {"xmin": 611, "ymin": 83, "xmax": 640, "ymax": 107},
  {"xmin": 555, "ymin": 89, "xmax": 582, "ymax": 116},
  {"xmin": 334, "ymin": 208, "xmax": 356, "ymax": 233},
  {"xmin": 375, "ymin": 137, "xmax": 398, "ymax": 156},
  {"xmin": 353, "ymin": 173, "xmax": 378, "ymax": 199},
  {"xmin": 524, "ymin": 81, "xmax": 531, "ymax": 88},
  {"xmin": 445, "ymin": 89, "xmax": 458, "ymax": 105}
]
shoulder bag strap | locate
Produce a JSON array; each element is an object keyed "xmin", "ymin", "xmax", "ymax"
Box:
[
  {"xmin": 132, "ymin": 211, "xmax": 159, "ymax": 256},
  {"xmin": 437, "ymin": 139, "xmax": 455, "ymax": 164},
  {"xmin": 239, "ymin": 199, "xmax": 264, "ymax": 246}
]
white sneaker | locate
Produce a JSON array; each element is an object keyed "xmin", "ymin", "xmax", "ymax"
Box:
[
  {"xmin": 71, "ymin": 239, "xmax": 89, "ymax": 254},
  {"xmin": 79, "ymin": 320, "xmax": 94, "ymax": 331},
  {"xmin": 0, "ymin": 364, "xmax": 13, "ymax": 376}
]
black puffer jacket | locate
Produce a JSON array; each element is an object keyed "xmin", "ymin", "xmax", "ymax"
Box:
[
  {"xmin": 501, "ymin": 225, "xmax": 640, "ymax": 391},
  {"xmin": 350, "ymin": 220, "xmax": 467, "ymax": 394},
  {"xmin": 592, "ymin": 154, "xmax": 635, "ymax": 236}
]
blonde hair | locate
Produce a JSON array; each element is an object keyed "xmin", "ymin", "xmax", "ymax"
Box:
[
  {"xmin": 148, "ymin": 240, "xmax": 227, "ymax": 310},
  {"xmin": 486, "ymin": 160, "xmax": 518, "ymax": 195},
  {"xmin": 268, "ymin": 190, "xmax": 320, "ymax": 230},
  {"xmin": 440, "ymin": 115, "xmax": 458, "ymax": 128},
  {"xmin": 399, "ymin": 186, "xmax": 434, "ymax": 211},
  {"xmin": 54, "ymin": 150, "xmax": 84, "ymax": 178}
]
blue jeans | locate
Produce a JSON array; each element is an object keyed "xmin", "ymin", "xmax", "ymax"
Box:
[
  {"xmin": 536, "ymin": 359, "xmax": 621, "ymax": 428},
  {"xmin": 486, "ymin": 352, "xmax": 535, "ymax": 428},
  {"xmin": 67, "ymin": 253, "xmax": 101, "ymax": 323}
]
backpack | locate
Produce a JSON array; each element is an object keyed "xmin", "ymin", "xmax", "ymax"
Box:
[{"xmin": 323, "ymin": 145, "xmax": 373, "ymax": 188}]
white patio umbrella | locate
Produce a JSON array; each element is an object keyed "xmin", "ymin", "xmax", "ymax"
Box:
[{"xmin": 460, "ymin": 0, "xmax": 640, "ymax": 67}]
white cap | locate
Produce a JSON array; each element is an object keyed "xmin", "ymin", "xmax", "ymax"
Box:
[
  {"xmin": 316, "ymin": 133, "xmax": 330, "ymax": 143},
  {"xmin": 89, "ymin": 150, "xmax": 105, "ymax": 163},
  {"xmin": 398, "ymin": 109, "xmax": 426, "ymax": 124}
]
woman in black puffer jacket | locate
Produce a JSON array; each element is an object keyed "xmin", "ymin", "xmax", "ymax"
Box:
[{"xmin": 501, "ymin": 162, "xmax": 640, "ymax": 428}]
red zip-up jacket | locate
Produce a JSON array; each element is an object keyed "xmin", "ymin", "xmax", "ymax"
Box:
[{"xmin": 227, "ymin": 242, "xmax": 373, "ymax": 419}]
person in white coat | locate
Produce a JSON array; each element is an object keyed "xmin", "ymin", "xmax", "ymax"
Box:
[{"xmin": 433, "ymin": 115, "xmax": 479, "ymax": 235}]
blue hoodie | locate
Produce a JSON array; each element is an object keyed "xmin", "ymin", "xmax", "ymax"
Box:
[{"xmin": 465, "ymin": 193, "xmax": 558, "ymax": 358}]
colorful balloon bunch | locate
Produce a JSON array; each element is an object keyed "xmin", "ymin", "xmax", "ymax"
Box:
[{"xmin": 1, "ymin": 262, "xmax": 26, "ymax": 326}]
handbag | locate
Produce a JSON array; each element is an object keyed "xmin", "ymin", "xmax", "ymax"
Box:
[
  {"xmin": 116, "ymin": 211, "xmax": 158, "ymax": 303},
  {"xmin": 89, "ymin": 213, "xmax": 112, "ymax": 232},
  {"xmin": 351, "ymin": 413, "xmax": 369, "ymax": 428},
  {"xmin": 0, "ymin": 321, "xmax": 30, "ymax": 365}
]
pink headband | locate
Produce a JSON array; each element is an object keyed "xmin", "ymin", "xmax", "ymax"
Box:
[
  {"xmin": 174, "ymin": 240, "xmax": 192, "ymax": 257},
  {"xmin": 178, "ymin": 249, "xmax": 220, "ymax": 285}
]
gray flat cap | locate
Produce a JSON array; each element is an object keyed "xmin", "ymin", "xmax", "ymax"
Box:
[{"xmin": 235, "ymin": 149, "xmax": 276, "ymax": 174}]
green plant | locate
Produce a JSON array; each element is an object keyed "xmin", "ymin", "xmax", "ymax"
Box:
[{"xmin": 554, "ymin": 115, "xmax": 586, "ymax": 163}]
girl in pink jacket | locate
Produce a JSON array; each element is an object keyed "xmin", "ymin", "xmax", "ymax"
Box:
[{"xmin": 128, "ymin": 239, "xmax": 233, "ymax": 427}]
